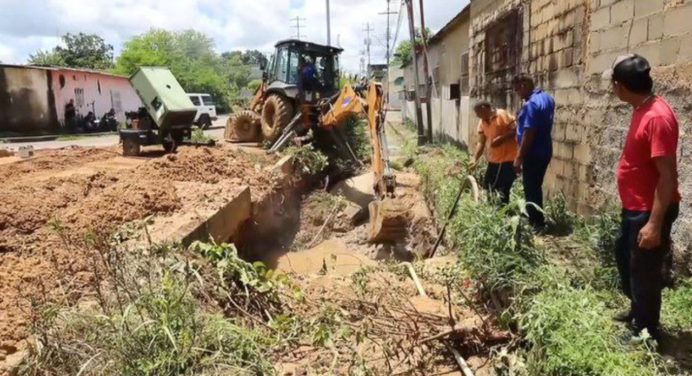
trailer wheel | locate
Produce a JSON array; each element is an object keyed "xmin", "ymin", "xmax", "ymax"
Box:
[
  {"xmin": 122, "ymin": 137, "xmax": 141, "ymax": 156},
  {"xmin": 162, "ymin": 132, "xmax": 178, "ymax": 153}
]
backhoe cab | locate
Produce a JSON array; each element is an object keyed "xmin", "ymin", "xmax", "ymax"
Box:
[{"xmin": 225, "ymin": 40, "xmax": 343, "ymax": 143}]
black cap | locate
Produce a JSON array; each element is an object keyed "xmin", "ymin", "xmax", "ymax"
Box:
[{"xmin": 602, "ymin": 54, "xmax": 653, "ymax": 93}]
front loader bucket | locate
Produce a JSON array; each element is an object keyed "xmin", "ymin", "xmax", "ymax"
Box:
[{"xmin": 368, "ymin": 198, "xmax": 411, "ymax": 243}]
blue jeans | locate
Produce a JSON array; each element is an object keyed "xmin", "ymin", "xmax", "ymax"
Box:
[
  {"xmin": 614, "ymin": 203, "xmax": 679, "ymax": 338},
  {"xmin": 522, "ymin": 155, "xmax": 551, "ymax": 227}
]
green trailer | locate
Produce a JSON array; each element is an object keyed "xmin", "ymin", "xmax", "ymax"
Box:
[{"xmin": 120, "ymin": 67, "xmax": 198, "ymax": 156}]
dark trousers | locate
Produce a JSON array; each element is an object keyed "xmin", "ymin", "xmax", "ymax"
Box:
[
  {"xmin": 522, "ymin": 156, "xmax": 551, "ymax": 227},
  {"xmin": 484, "ymin": 162, "xmax": 516, "ymax": 204},
  {"xmin": 614, "ymin": 203, "xmax": 679, "ymax": 338}
]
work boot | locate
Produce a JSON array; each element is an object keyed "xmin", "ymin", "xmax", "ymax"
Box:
[{"xmin": 613, "ymin": 310, "xmax": 633, "ymax": 323}]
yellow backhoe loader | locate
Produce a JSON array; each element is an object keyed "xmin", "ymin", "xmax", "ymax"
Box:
[{"xmin": 225, "ymin": 39, "xmax": 408, "ymax": 243}]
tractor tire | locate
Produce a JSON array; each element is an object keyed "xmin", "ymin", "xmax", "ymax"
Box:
[
  {"xmin": 198, "ymin": 114, "xmax": 212, "ymax": 129},
  {"xmin": 261, "ymin": 94, "xmax": 293, "ymax": 142},
  {"xmin": 225, "ymin": 111, "xmax": 261, "ymax": 142}
]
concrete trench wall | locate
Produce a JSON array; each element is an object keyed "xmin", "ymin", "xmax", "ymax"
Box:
[{"xmin": 468, "ymin": 0, "xmax": 692, "ymax": 272}]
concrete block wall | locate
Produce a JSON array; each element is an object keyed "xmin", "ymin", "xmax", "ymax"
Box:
[
  {"xmin": 585, "ymin": 0, "xmax": 692, "ymax": 270},
  {"xmin": 469, "ymin": 0, "xmax": 691, "ymax": 271}
]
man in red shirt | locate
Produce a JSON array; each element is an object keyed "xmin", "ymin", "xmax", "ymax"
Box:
[{"xmin": 604, "ymin": 54, "xmax": 681, "ymax": 341}]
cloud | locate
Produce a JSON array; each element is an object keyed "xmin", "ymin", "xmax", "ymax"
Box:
[{"xmin": 0, "ymin": 0, "xmax": 468, "ymax": 72}]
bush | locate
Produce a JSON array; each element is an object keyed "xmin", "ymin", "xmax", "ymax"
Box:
[
  {"xmin": 23, "ymin": 268, "xmax": 276, "ymax": 376},
  {"xmin": 284, "ymin": 145, "xmax": 329, "ymax": 175},
  {"xmin": 519, "ymin": 282, "xmax": 661, "ymax": 376},
  {"xmin": 410, "ymin": 144, "xmax": 670, "ymax": 376}
]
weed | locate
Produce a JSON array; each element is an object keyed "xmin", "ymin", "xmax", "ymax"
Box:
[
  {"xmin": 285, "ymin": 145, "xmax": 329, "ymax": 175},
  {"xmin": 22, "ymin": 251, "xmax": 276, "ymax": 376},
  {"xmin": 518, "ymin": 282, "xmax": 662, "ymax": 376},
  {"xmin": 351, "ymin": 266, "xmax": 376, "ymax": 296},
  {"xmin": 544, "ymin": 194, "xmax": 577, "ymax": 235},
  {"xmin": 662, "ymin": 278, "xmax": 692, "ymax": 331},
  {"xmin": 191, "ymin": 128, "xmax": 214, "ymax": 144}
]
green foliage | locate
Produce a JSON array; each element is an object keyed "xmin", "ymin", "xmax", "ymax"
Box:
[
  {"xmin": 518, "ymin": 283, "xmax": 661, "ymax": 376},
  {"xmin": 23, "ymin": 270, "xmax": 275, "ymax": 376},
  {"xmin": 450, "ymin": 196, "xmax": 544, "ymax": 292},
  {"xmin": 247, "ymin": 79, "xmax": 262, "ymax": 93},
  {"xmin": 544, "ymin": 194, "xmax": 577, "ymax": 235},
  {"xmin": 662, "ymin": 278, "xmax": 692, "ymax": 331},
  {"xmin": 285, "ymin": 145, "xmax": 329, "ymax": 175},
  {"xmin": 28, "ymin": 50, "xmax": 66, "ymax": 66},
  {"xmin": 343, "ymin": 118, "xmax": 371, "ymax": 162},
  {"xmin": 115, "ymin": 29, "xmax": 265, "ymax": 113},
  {"xmin": 29, "ymin": 33, "xmax": 113, "ymax": 69},
  {"xmin": 391, "ymin": 28, "xmax": 431, "ymax": 68},
  {"xmin": 351, "ymin": 266, "xmax": 376, "ymax": 296},
  {"xmin": 411, "ymin": 144, "xmax": 673, "ymax": 375},
  {"xmin": 191, "ymin": 128, "xmax": 213, "ymax": 144},
  {"xmin": 192, "ymin": 242, "xmax": 288, "ymax": 309}
]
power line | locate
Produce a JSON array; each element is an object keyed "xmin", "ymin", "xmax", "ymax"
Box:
[{"xmin": 290, "ymin": 16, "xmax": 307, "ymax": 40}]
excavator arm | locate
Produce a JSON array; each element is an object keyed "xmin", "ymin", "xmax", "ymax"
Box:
[{"xmin": 319, "ymin": 83, "xmax": 409, "ymax": 243}]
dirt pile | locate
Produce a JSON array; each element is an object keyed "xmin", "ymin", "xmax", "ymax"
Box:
[{"xmin": 0, "ymin": 145, "xmax": 279, "ymax": 369}]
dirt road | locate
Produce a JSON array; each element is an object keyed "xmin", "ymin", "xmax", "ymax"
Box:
[{"xmin": 1, "ymin": 115, "xmax": 228, "ymax": 151}]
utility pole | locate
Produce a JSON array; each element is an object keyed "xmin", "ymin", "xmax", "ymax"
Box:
[
  {"xmin": 290, "ymin": 16, "xmax": 307, "ymax": 40},
  {"xmin": 405, "ymin": 0, "xmax": 426, "ymax": 145},
  {"xmin": 419, "ymin": 0, "xmax": 433, "ymax": 142},
  {"xmin": 326, "ymin": 0, "xmax": 331, "ymax": 45},
  {"xmin": 363, "ymin": 22, "xmax": 374, "ymax": 69},
  {"xmin": 379, "ymin": 0, "xmax": 398, "ymax": 67},
  {"xmin": 379, "ymin": 0, "xmax": 398, "ymax": 106}
]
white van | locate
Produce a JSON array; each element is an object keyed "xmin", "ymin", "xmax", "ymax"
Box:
[{"xmin": 187, "ymin": 93, "xmax": 217, "ymax": 129}]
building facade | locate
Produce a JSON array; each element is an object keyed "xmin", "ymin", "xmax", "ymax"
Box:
[
  {"xmin": 402, "ymin": 6, "xmax": 472, "ymax": 146},
  {"xmin": 400, "ymin": 0, "xmax": 692, "ymax": 271},
  {"xmin": 0, "ymin": 65, "xmax": 142, "ymax": 133}
]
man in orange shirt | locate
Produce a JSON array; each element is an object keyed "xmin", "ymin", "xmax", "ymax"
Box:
[{"xmin": 471, "ymin": 101, "xmax": 519, "ymax": 204}]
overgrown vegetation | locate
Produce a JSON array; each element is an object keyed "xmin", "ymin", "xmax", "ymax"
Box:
[
  {"xmin": 190, "ymin": 128, "xmax": 214, "ymax": 144},
  {"xmin": 409, "ymin": 143, "xmax": 686, "ymax": 375},
  {"xmin": 21, "ymin": 235, "xmax": 282, "ymax": 375},
  {"xmin": 284, "ymin": 145, "xmax": 329, "ymax": 175}
]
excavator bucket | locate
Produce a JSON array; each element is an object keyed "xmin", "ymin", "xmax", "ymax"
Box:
[{"xmin": 368, "ymin": 198, "xmax": 411, "ymax": 243}]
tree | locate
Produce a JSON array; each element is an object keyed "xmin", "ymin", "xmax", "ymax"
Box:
[
  {"xmin": 115, "ymin": 29, "xmax": 258, "ymax": 113},
  {"xmin": 28, "ymin": 50, "xmax": 65, "ymax": 66},
  {"xmin": 391, "ymin": 28, "xmax": 431, "ymax": 68},
  {"xmin": 29, "ymin": 33, "xmax": 113, "ymax": 69}
]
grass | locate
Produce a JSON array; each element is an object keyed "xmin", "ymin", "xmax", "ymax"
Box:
[
  {"xmin": 662, "ymin": 278, "xmax": 692, "ymax": 331},
  {"xmin": 21, "ymin": 240, "xmax": 280, "ymax": 376},
  {"xmin": 408, "ymin": 143, "xmax": 678, "ymax": 376},
  {"xmin": 190, "ymin": 128, "xmax": 214, "ymax": 144}
]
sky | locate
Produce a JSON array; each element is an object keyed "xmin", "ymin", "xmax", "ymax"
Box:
[{"xmin": 0, "ymin": 0, "xmax": 469, "ymax": 73}]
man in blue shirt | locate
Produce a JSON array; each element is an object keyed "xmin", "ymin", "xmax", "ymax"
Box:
[{"xmin": 512, "ymin": 74, "xmax": 555, "ymax": 229}]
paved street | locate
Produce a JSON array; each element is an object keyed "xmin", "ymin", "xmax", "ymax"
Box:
[{"xmin": 2, "ymin": 115, "xmax": 228, "ymax": 151}]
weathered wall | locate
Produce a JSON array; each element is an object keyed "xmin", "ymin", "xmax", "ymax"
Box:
[
  {"xmin": 0, "ymin": 66, "xmax": 56, "ymax": 133},
  {"xmin": 387, "ymin": 66, "xmax": 404, "ymax": 110},
  {"xmin": 51, "ymin": 70, "xmax": 142, "ymax": 126},
  {"xmin": 469, "ymin": 0, "xmax": 692, "ymax": 271},
  {"xmin": 584, "ymin": 0, "xmax": 692, "ymax": 270}
]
